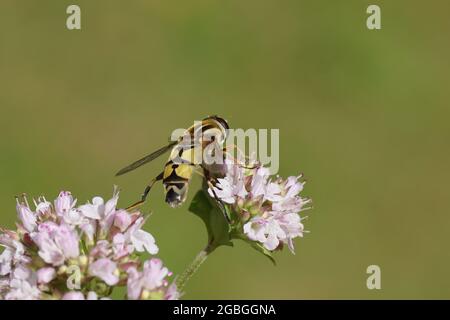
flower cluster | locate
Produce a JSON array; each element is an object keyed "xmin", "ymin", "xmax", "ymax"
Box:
[
  {"xmin": 0, "ymin": 188, "xmax": 179, "ymax": 300},
  {"xmin": 209, "ymin": 159, "xmax": 311, "ymax": 253}
]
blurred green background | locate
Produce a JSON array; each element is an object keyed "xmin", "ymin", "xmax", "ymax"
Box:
[{"xmin": 1, "ymin": 0, "xmax": 450, "ymax": 299}]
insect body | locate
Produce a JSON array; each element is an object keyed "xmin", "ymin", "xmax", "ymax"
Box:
[{"xmin": 116, "ymin": 116, "xmax": 229, "ymax": 209}]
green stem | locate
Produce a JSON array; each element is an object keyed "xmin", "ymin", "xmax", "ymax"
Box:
[{"xmin": 175, "ymin": 247, "xmax": 210, "ymax": 292}]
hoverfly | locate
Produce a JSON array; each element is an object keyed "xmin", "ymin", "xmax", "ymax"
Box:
[{"xmin": 116, "ymin": 115, "xmax": 229, "ymax": 211}]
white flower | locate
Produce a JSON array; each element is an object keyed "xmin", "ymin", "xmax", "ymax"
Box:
[
  {"xmin": 78, "ymin": 188, "xmax": 119, "ymax": 235},
  {"xmin": 126, "ymin": 217, "xmax": 158, "ymax": 255},
  {"xmin": 244, "ymin": 216, "xmax": 285, "ymax": 251},
  {"xmin": 89, "ymin": 258, "xmax": 119, "ymax": 286},
  {"xmin": 131, "ymin": 230, "xmax": 158, "ymax": 254},
  {"xmin": 87, "ymin": 291, "xmax": 98, "ymax": 300},
  {"xmin": 243, "ymin": 212, "xmax": 304, "ymax": 253},
  {"xmin": 78, "ymin": 197, "xmax": 104, "ymax": 220},
  {"xmin": 62, "ymin": 208, "xmax": 85, "ymax": 226},
  {"xmin": 209, "ymin": 159, "xmax": 248, "ymax": 204},
  {"xmin": 274, "ymin": 212, "xmax": 304, "ymax": 253},
  {"xmin": 250, "ymin": 167, "xmax": 270, "ymax": 198},
  {"xmin": 212, "ymin": 159, "xmax": 311, "ymax": 254},
  {"xmin": 79, "ymin": 189, "xmax": 118, "ymax": 221},
  {"xmin": 271, "ymin": 176, "xmax": 308, "ymax": 214}
]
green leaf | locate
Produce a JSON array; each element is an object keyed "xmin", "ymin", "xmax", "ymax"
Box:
[
  {"xmin": 229, "ymin": 231, "xmax": 276, "ymax": 265},
  {"xmin": 188, "ymin": 190, "xmax": 233, "ymax": 253},
  {"xmin": 248, "ymin": 241, "xmax": 277, "ymax": 266}
]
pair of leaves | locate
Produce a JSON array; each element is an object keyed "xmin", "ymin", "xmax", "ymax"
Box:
[{"xmin": 188, "ymin": 190, "xmax": 276, "ymax": 265}]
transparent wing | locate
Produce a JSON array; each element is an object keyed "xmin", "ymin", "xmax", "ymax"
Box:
[{"xmin": 115, "ymin": 141, "xmax": 177, "ymax": 176}]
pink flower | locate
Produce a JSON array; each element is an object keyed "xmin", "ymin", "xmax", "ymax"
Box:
[
  {"xmin": 16, "ymin": 203, "xmax": 36, "ymax": 233},
  {"xmin": 114, "ymin": 210, "xmax": 132, "ymax": 232},
  {"xmin": 89, "ymin": 258, "xmax": 119, "ymax": 286},
  {"xmin": 0, "ymin": 238, "xmax": 29, "ymax": 276},
  {"xmin": 0, "ymin": 248, "xmax": 13, "ymax": 276},
  {"xmin": 1, "ymin": 188, "xmax": 176, "ymax": 300},
  {"xmin": 165, "ymin": 283, "xmax": 181, "ymax": 300},
  {"xmin": 126, "ymin": 258, "xmax": 175, "ymax": 300},
  {"xmin": 32, "ymin": 223, "xmax": 79, "ymax": 266},
  {"xmin": 80, "ymin": 219, "xmax": 96, "ymax": 242},
  {"xmin": 140, "ymin": 258, "xmax": 170, "ymax": 291},
  {"xmin": 5, "ymin": 265, "xmax": 41, "ymax": 300},
  {"xmin": 126, "ymin": 267, "xmax": 142, "ymax": 300},
  {"xmin": 112, "ymin": 234, "xmax": 133, "ymax": 259},
  {"xmin": 54, "ymin": 224, "xmax": 80, "ymax": 258},
  {"xmin": 35, "ymin": 199, "xmax": 52, "ymax": 216},
  {"xmin": 62, "ymin": 291, "xmax": 85, "ymax": 300},
  {"xmin": 36, "ymin": 267, "xmax": 56, "ymax": 284},
  {"xmin": 90, "ymin": 240, "xmax": 111, "ymax": 258},
  {"xmin": 54, "ymin": 191, "xmax": 77, "ymax": 216}
]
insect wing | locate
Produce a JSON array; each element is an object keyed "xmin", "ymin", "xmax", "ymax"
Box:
[{"xmin": 115, "ymin": 141, "xmax": 177, "ymax": 176}]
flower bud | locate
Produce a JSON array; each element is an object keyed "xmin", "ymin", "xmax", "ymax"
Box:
[
  {"xmin": 57, "ymin": 265, "xmax": 67, "ymax": 275},
  {"xmin": 140, "ymin": 290, "xmax": 150, "ymax": 300},
  {"xmin": 78, "ymin": 255, "xmax": 88, "ymax": 267}
]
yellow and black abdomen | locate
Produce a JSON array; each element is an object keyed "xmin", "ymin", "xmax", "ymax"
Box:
[{"xmin": 162, "ymin": 147, "xmax": 196, "ymax": 207}]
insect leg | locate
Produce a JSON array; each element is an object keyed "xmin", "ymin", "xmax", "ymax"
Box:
[
  {"xmin": 126, "ymin": 171, "xmax": 164, "ymax": 211},
  {"xmin": 222, "ymin": 144, "xmax": 258, "ymax": 170},
  {"xmin": 201, "ymin": 166, "xmax": 231, "ymax": 224},
  {"xmin": 207, "ymin": 179, "xmax": 231, "ymax": 224}
]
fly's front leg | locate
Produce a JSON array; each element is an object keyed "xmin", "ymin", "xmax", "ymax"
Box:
[
  {"xmin": 126, "ymin": 172, "xmax": 164, "ymax": 211},
  {"xmin": 222, "ymin": 144, "xmax": 258, "ymax": 170},
  {"xmin": 207, "ymin": 179, "xmax": 231, "ymax": 224},
  {"xmin": 201, "ymin": 166, "xmax": 231, "ymax": 224}
]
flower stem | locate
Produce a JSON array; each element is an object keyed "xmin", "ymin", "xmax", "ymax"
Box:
[{"xmin": 175, "ymin": 247, "xmax": 211, "ymax": 292}]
